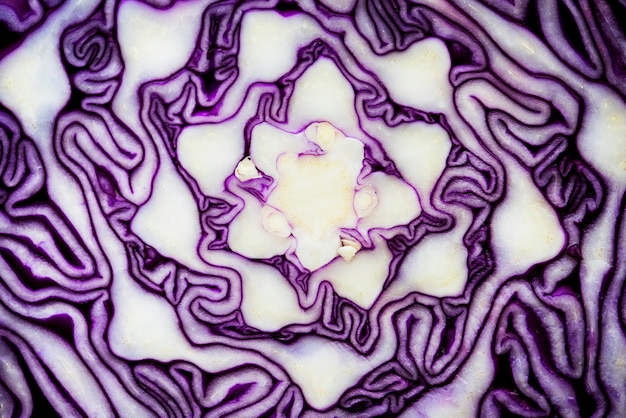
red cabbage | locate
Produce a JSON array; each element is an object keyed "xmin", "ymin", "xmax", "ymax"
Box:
[{"xmin": 0, "ymin": 0, "xmax": 624, "ymax": 416}]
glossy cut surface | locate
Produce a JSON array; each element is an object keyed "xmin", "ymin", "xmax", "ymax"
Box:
[{"xmin": 0, "ymin": 0, "xmax": 625, "ymax": 416}]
